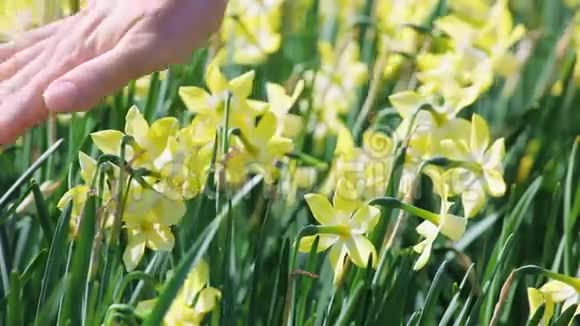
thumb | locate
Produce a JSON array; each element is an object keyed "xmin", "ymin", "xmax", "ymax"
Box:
[{"xmin": 43, "ymin": 43, "xmax": 153, "ymax": 113}]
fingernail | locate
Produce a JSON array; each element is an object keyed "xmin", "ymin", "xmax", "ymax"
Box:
[{"xmin": 43, "ymin": 81, "xmax": 78, "ymax": 112}]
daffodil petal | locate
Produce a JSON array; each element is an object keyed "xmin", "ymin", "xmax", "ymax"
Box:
[
  {"xmin": 206, "ymin": 56, "xmax": 228, "ymax": 94},
  {"xmin": 328, "ymin": 244, "xmax": 348, "ymax": 285},
  {"xmin": 182, "ymin": 260, "xmax": 210, "ymax": 303},
  {"xmin": 298, "ymin": 234, "xmax": 339, "ymax": 253},
  {"xmin": 413, "ymin": 239, "xmax": 434, "ymax": 270},
  {"xmin": 439, "ymin": 214, "xmax": 467, "ymax": 241},
  {"xmin": 462, "ymin": 186, "xmax": 486, "ymax": 218},
  {"xmin": 483, "ymin": 169, "xmax": 506, "ymax": 197},
  {"xmin": 267, "ymin": 136, "xmax": 294, "ymax": 156},
  {"xmin": 229, "ymin": 70, "xmax": 256, "ymax": 99},
  {"xmin": 540, "ymin": 281, "xmax": 577, "ymax": 303},
  {"xmin": 145, "ymin": 224, "xmax": 175, "ymax": 251},
  {"xmin": 333, "ymin": 178, "xmax": 362, "ymax": 214},
  {"xmin": 527, "ymin": 288, "xmax": 545, "ymax": 320},
  {"xmin": 470, "ymin": 114, "xmax": 490, "ymax": 157},
  {"xmin": 389, "ymin": 90, "xmax": 426, "ymax": 120},
  {"xmin": 345, "ymin": 235, "xmax": 377, "ymax": 268},
  {"xmin": 149, "ymin": 117, "xmax": 179, "ymax": 149},
  {"xmin": 125, "ymin": 106, "xmax": 149, "ymax": 144},
  {"xmin": 91, "ymin": 130, "xmax": 124, "ymax": 155},
  {"xmin": 484, "ymin": 138, "xmax": 505, "ymax": 169},
  {"xmin": 123, "ymin": 230, "xmax": 146, "ymax": 272},
  {"xmin": 78, "ymin": 152, "xmax": 97, "ymax": 184},
  {"xmin": 351, "ymin": 205, "xmax": 380, "ymax": 234},
  {"xmin": 194, "ymin": 287, "xmax": 222, "ymax": 314},
  {"xmin": 255, "ymin": 111, "xmax": 278, "ymax": 143},
  {"xmin": 154, "ymin": 196, "xmax": 186, "ymax": 225},
  {"xmin": 304, "ymin": 193, "xmax": 338, "ymax": 225},
  {"xmin": 179, "ymin": 86, "xmax": 213, "ymax": 114}
]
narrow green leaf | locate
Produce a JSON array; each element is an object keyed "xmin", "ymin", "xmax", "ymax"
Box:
[
  {"xmin": 439, "ymin": 264, "xmax": 475, "ymax": 326},
  {"xmin": 563, "ymin": 139, "xmax": 578, "ymax": 275},
  {"xmin": 418, "ymin": 260, "xmax": 448, "ymax": 325},
  {"xmin": 63, "ymin": 194, "xmax": 97, "ymax": 325},
  {"xmin": 30, "ymin": 180, "xmax": 54, "ymax": 244},
  {"xmin": 7, "ymin": 271, "xmax": 22, "ymax": 326},
  {"xmin": 0, "ymin": 139, "xmax": 64, "ymax": 210},
  {"xmin": 525, "ymin": 304, "xmax": 544, "ymax": 326},
  {"xmin": 36, "ymin": 202, "xmax": 72, "ymax": 321},
  {"xmin": 553, "ymin": 304, "xmax": 578, "ymax": 326},
  {"xmin": 467, "ymin": 234, "xmax": 516, "ymax": 325}
]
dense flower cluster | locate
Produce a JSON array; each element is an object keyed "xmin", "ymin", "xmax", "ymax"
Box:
[
  {"xmin": 50, "ymin": 0, "xmax": 522, "ymax": 280},
  {"xmin": 59, "ymin": 53, "xmax": 300, "ymax": 271},
  {"xmin": 3, "ymin": 0, "xmax": 579, "ymax": 324}
]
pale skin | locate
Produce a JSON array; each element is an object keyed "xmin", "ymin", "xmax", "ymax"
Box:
[{"xmin": 0, "ymin": 0, "xmax": 227, "ymax": 144}]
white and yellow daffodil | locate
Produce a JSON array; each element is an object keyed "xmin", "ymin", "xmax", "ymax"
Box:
[
  {"xmin": 137, "ymin": 260, "xmax": 221, "ymax": 326},
  {"xmin": 91, "ymin": 106, "xmax": 179, "ymax": 168},
  {"xmin": 528, "ymin": 272, "xmax": 580, "ymax": 325},
  {"xmin": 179, "ymin": 53, "xmax": 265, "ymax": 135},
  {"xmin": 122, "ymin": 185, "xmax": 186, "ymax": 271},
  {"xmin": 413, "ymin": 170, "xmax": 467, "ymax": 270},
  {"xmin": 299, "ymin": 181, "xmax": 380, "ymax": 284},
  {"xmin": 441, "ymin": 114, "xmax": 506, "ymax": 217},
  {"xmin": 234, "ymin": 111, "xmax": 295, "ymax": 183}
]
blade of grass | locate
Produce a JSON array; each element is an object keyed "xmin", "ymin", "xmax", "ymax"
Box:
[
  {"xmin": 35, "ymin": 202, "xmax": 72, "ymax": 321},
  {"xmin": 143, "ymin": 176, "xmax": 262, "ymax": 326},
  {"xmin": 0, "ymin": 139, "xmax": 64, "ymax": 211},
  {"xmin": 31, "ymin": 180, "xmax": 54, "ymax": 244},
  {"xmin": 563, "ymin": 139, "xmax": 578, "ymax": 275},
  {"xmin": 418, "ymin": 260, "xmax": 448, "ymax": 325},
  {"xmin": 62, "ymin": 194, "xmax": 97, "ymax": 325}
]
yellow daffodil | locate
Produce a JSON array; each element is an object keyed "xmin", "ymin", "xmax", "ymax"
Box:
[
  {"xmin": 235, "ymin": 111, "xmax": 295, "ymax": 183},
  {"xmin": 436, "ymin": 0, "xmax": 526, "ymax": 77},
  {"xmin": 265, "ymin": 80, "xmax": 304, "ymax": 138},
  {"xmin": 122, "ymin": 185, "xmax": 186, "ymax": 271},
  {"xmin": 441, "ymin": 114, "xmax": 506, "ymax": 217},
  {"xmin": 528, "ymin": 272, "xmax": 580, "ymax": 324},
  {"xmin": 222, "ymin": 0, "xmax": 282, "ymax": 64},
  {"xmin": 179, "ymin": 53, "xmax": 264, "ymax": 135},
  {"xmin": 416, "ymin": 49, "xmax": 493, "ymax": 117},
  {"xmin": 413, "ymin": 170, "xmax": 467, "ymax": 270},
  {"xmin": 376, "ymin": 0, "xmax": 438, "ymax": 77},
  {"xmin": 308, "ymin": 41, "xmax": 367, "ymax": 136},
  {"xmin": 153, "ymin": 119, "xmax": 214, "ymax": 200},
  {"xmin": 137, "ymin": 260, "xmax": 221, "ymax": 326},
  {"xmin": 58, "ymin": 152, "xmax": 114, "ymax": 236},
  {"xmin": 324, "ymin": 128, "xmax": 394, "ymax": 200},
  {"xmin": 91, "ymin": 106, "xmax": 179, "ymax": 168},
  {"xmin": 299, "ymin": 182, "xmax": 380, "ymax": 284}
]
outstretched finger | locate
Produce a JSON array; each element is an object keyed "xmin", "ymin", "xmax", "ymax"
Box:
[
  {"xmin": 0, "ymin": 39, "xmax": 51, "ymax": 82},
  {"xmin": 43, "ymin": 39, "xmax": 155, "ymax": 113}
]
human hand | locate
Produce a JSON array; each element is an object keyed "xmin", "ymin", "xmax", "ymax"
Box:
[{"xmin": 0, "ymin": 0, "xmax": 227, "ymax": 144}]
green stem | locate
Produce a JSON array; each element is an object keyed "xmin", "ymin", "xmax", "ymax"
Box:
[
  {"xmin": 370, "ymin": 197, "xmax": 440, "ymax": 225},
  {"xmin": 516, "ymin": 265, "xmax": 580, "ymax": 292}
]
